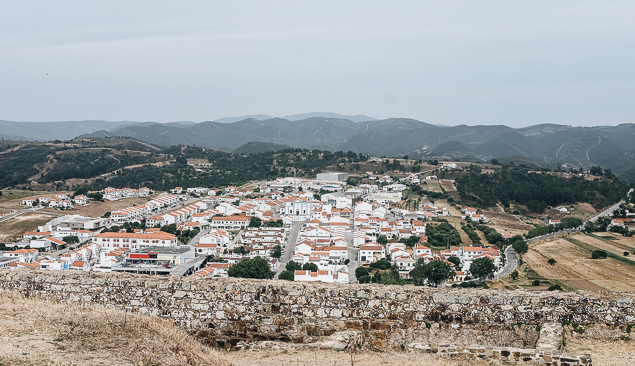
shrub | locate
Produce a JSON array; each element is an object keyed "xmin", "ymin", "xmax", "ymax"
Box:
[
  {"xmin": 548, "ymin": 284, "xmax": 563, "ymax": 291},
  {"xmin": 532, "ymin": 280, "xmax": 541, "ymax": 286},
  {"xmin": 591, "ymin": 250, "xmax": 608, "ymax": 259}
]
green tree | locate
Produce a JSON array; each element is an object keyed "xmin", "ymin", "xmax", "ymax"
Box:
[
  {"xmin": 233, "ymin": 246, "xmax": 249, "ymax": 255},
  {"xmin": 62, "ymin": 235, "xmax": 79, "ymax": 244},
  {"xmin": 279, "ymin": 270, "xmax": 294, "ymax": 281},
  {"xmin": 510, "ymin": 270, "xmax": 519, "ymax": 280},
  {"xmin": 470, "ymin": 257, "xmax": 496, "ymax": 281},
  {"xmin": 87, "ymin": 192, "xmax": 103, "ymax": 201},
  {"xmin": 73, "ymin": 186, "xmax": 88, "ymax": 197},
  {"xmin": 302, "ymin": 263, "xmax": 318, "ymax": 271},
  {"xmin": 355, "ymin": 266, "xmax": 369, "ymax": 279},
  {"xmin": 248, "ymin": 217, "xmax": 262, "ymax": 227},
  {"xmin": 358, "ymin": 275, "xmax": 371, "ymax": 284},
  {"xmin": 410, "ymin": 259, "xmax": 428, "ymax": 286},
  {"xmin": 227, "ymin": 257, "xmax": 274, "ymax": 279},
  {"xmin": 591, "ymin": 250, "xmax": 608, "ymax": 259},
  {"xmin": 512, "ymin": 237, "xmax": 528, "ymax": 257},
  {"xmin": 285, "ymin": 261, "xmax": 302, "ymax": 271},
  {"xmin": 271, "ymin": 245, "xmax": 282, "ymax": 259},
  {"xmin": 377, "ymin": 235, "xmax": 388, "ymax": 245},
  {"xmin": 547, "ymin": 258, "xmax": 557, "ymax": 266},
  {"xmin": 422, "ymin": 260, "xmax": 454, "ymax": 287},
  {"xmin": 447, "ymin": 256, "xmax": 460, "ymax": 267}
]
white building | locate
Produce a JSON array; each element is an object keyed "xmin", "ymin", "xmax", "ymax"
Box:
[{"xmin": 316, "ymin": 172, "xmax": 349, "ymax": 182}]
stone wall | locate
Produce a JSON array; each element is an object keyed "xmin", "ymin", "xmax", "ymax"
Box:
[{"xmin": 1, "ymin": 270, "xmax": 633, "ymax": 361}]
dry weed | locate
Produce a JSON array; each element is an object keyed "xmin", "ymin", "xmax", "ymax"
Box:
[{"xmin": 0, "ymin": 290, "xmax": 235, "ymax": 366}]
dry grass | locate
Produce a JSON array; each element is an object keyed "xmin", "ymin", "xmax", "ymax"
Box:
[
  {"xmin": 230, "ymin": 349, "xmax": 493, "ymax": 366},
  {"xmin": 0, "ymin": 212, "xmax": 60, "ymax": 241},
  {"xmin": 0, "ymin": 290, "xmax": 235, "ymax": 366},
  {"xmin": 524, "ymin": 234, "xmax": 635, "ymax": 292},
  {"xmin": 564, "ymin": 325, "xmax": 635, "ymax": 366}
]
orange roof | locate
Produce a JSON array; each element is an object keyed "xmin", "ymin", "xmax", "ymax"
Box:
[
  {"xmin": 73, "ymin": 261, "xmax": 85, "ymax": 267},
  {"xmin": 8, "ymin": 249, "xmax": 38, "ymax": 254},
  {"xmin": 94, "ymin": 232, "xmax": 176, "ymax": 240}
]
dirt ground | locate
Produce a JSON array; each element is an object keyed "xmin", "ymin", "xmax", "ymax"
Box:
[
  {"xmin": 0, "ymin": 189, "xmax": 69, "ymax": 207},
  {"xmin": 0, "ymin": 212, "xmax": 60, "ymax": 241},
  {"xmin": 524, "ymin": 234, "xmax": 635, "ymax": 292},
  {"xmin": 482, "ymin": 210, "xmax": 536, "ymax": 234},
  {"xmin": 438, "ymin": 179, "xmax": 456, "ymax": 192},
  {"xmin": 36, "ymin": 195, "xmax": 158, "ymax": 218},
  {"xmin": 230, "ymin": 349, "xmax": 492, "ymax": 366}
]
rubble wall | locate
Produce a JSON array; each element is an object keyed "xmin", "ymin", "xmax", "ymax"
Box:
[{"xmin": 0, "ymin": 270, "xmax": 633, "ymax": 353}]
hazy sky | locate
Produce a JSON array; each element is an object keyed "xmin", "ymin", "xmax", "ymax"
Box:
[{"xmin": 1, "ymin": 1, "xmax": 634, "ymax": 126}]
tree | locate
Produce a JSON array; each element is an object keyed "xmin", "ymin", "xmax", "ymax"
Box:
[
  {"xmin": 377, "ymin": 235, "xmax": 388, "ymax": 245},
  {"xmin": 227, "ymin": 257, "xmax": 274, "ymax": 279},
  {"xmin": 447, "ymin": 256, "xmax": 460, "ymax": 267},
  {"xmin": 358, "ymin": 275, "xmax": 371, "ymax": 284},
  {"xmin": 591, "ymin": 250, "xmax": 608, "ymax": 259},
  {"xmin": 88, "ymin": 192, "xmax": 103, "ymax": 201},
  {"xmin": 73, "ymin": 186, "xmax": 88, "ymax": 197},
  {"xmin": 233, "ymin": 246, "xmax": 249, "ymax": 255},
  {"xmin": 62, "ymin": 235, "xmax": 79, "ymax": 244},
  {"xmin": 302, "ymin": 263, "xmax": 318, "ymax": 271},
  {"xmin": 511, "ymin": 237, "xmax": 528, "ymax": 257},
  {"xmin": 547, "ymin": 258, "xmax": 557, "ymax": 266},
  {"xmin": 422, "ymin": 260, "xmax": 454, "ymax": 287},
  {"xmin": 548, "ymin": 284, "xmax": 563, "ymax": 291},
  {"xmin": 271, "ymin": 245, "xmax": 282, "ymax": 259},
  {"xmin": 355, "ymin": 266, "xmax": 369, "ymax": 279},
  {"xmin": 279, "ymin": 270, "xmax": 294, "ymax": 281},
  {"xmin": 369, "ymin": 258, "xmax": 391, "ymax": 270},
  {"xmin": 285, "ymin": 261, "xmax": 302, "ymax": 271},
  {"xmin": 510, "ymin": 270, "xmax": 519, "ymax": 280},
  {"xmin": 248, "ymin": 217, "xmax": 262, "ymax": 227},
  {"xmin": 409, "ymin": 259, "xmax": 428, "ymax": 286},
  {"xmin": 470, "ymin": 257, "xmax": 496, "ymax": 281},
  {"xmin": 103, "ymin": 211, "xmax": 111, "ymax": 218}
]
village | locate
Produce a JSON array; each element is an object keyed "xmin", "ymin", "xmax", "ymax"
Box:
[{"xmin": 0, "ymin": 164, "xmax": 529, "ymax": 287}]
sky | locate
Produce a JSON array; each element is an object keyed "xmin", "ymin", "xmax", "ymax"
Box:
[{"xmin": 1, "ymin": 1, "xmax": 634, "ymax": 127}]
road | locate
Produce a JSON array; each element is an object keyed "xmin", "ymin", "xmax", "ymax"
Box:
[
  {"xmin": 275, "ymin": 220, "xmax": 305, "ymax": 277},
  {"xmin": 497, "ymin": 245, "xmax": 517, "ymax": 278},
  {"xmin": 588, "ymin": 188, "xmax": 632, "ymax": 222}
]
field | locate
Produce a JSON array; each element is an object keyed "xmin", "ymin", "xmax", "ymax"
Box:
[
  {"xmin": 523, "ymin": 233, "xmax": 635, "ymax": 292},
  {"xmin": 0, "ymin": 189, "xmax": 65, "ymax": 205},
  {"xmin": 0, "ymin": 212, "xmax": 61, "ymax": 241}
]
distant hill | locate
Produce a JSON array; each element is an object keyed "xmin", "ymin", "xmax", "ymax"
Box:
[
  {"xmin": 281, "ymin": 112, "xmax": 377, "ymax": 122},
  {"xmin": 213, "ymin": 114, "xmax": 274, "ymax": 123},
  {"xmin": 233, "ymin": 141, "xmax": 294, "ymax": 154},
  {"xmin": 0, "ymin": 120, "xmax": 193, "ymax": 141}
]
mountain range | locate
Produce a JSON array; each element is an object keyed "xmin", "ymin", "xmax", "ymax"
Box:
[{"xmin": 3, "ymin": 114, "xmax": 635, "ymax": 181}]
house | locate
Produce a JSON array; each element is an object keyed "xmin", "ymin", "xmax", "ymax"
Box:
[
  {"xmin": 210, "ymin": 216, "xmax": 250, "ymax": 230},
  {"xmin": 73, "ymin": 195, "xmax": 89, "ymax": 206},
  {"xmin": 556, "ymin": 206, "xmax": 569, "ymax": 213},
  {"xmin": 92, "ymin": 232, "xmax": 178, "ymax": 251},
  {"xmin": 359, "ymin": 243, "xmax": 385, "ymax": 263},
  {"xmin": 294, "ymin": 270, "xmax": 349, "ymax": 284},
  {"xmin": 4, "ymin": 249, "xmax": 39, "ymax": 263},
  {"xmin": 192, "ymin": 262, "xmax": 232, "ymax": 277}
]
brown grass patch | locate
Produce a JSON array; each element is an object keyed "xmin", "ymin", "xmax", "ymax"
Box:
[
  {"xmin": 525, "ymin": 235, "xmax": 635, "ymax": 292},
  {"xmin": 0, "ymin": 290, "xmax": 235, "ymax": 366},
  {"xmin": 0, "ymin": 212, "xmax": 60, "ymax": 241}
]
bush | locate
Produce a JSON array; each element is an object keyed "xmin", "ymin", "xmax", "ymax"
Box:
[
  {"xmin": 548, "ymin": 284, "xmax": 563, "ymax": 291},
  {"xmin": 591, "ymin": 250, "xmax": 608, "ymax": 259},
  {"xmin": 370, "ymin": 258, "xmax": 391, "ymax": 270},
  {"xmin": 547, "ymin": 258, "xmax": 557, "ymax": 266},
  {"xmin": 358, "ymin": 275, "xmax": 371, "ymax": 284},
  {"xmin": 355, "ymin": 267, "xmax": 369, "ymax": 279},
  {"xmin": 278, "ymin": 270, "xmax": 294, "ymax": 281},
  {"xmin": 510, "ymin": 270, "xmax": 519, "ymax": 280},
  {"xmin": 532, "ymin": 280, "xmax": 541, "ymax": 286},
  {"xmin": 625, "ymin": 252, "xmax": 630, "ymax": 256}
]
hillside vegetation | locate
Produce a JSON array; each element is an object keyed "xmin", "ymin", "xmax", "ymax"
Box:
[{"xmin": 456, "ymin": 166, "xmax": 629, "ymax": 211}]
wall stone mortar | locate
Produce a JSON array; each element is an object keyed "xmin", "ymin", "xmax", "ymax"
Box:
[{"xmin": 1, "ymin": 269, "xmax": 632, "ymax": 364}]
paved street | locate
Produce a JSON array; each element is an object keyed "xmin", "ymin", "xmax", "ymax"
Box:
[
  {"xmin": 275, "ymin": 220, "xmax": 305, "ymax": 277},
  {"xmin": 497, "ymin": 245, "xmax": 517, "ymax": 278}
]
